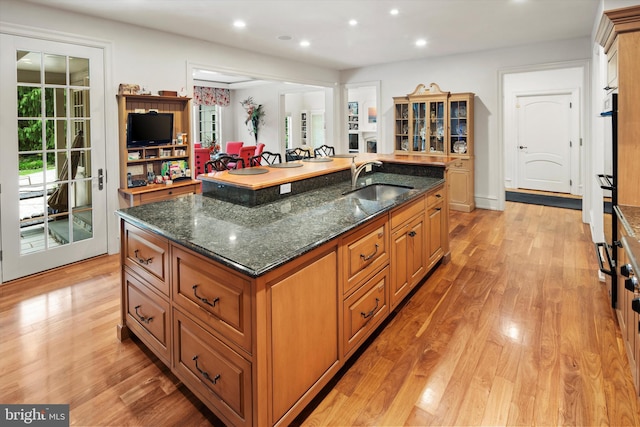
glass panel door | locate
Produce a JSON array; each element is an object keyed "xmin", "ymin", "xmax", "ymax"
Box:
[
  {"xmin": 428, "ymin": 100, "xmax": 446, "ymax": 154},
  {"xmin": 412, "ymin": 101, "xmax": 426, "ymax": 152},
  {"xmin": 1, "ymin": 35, "xmax": 107, "ymax": 282}
]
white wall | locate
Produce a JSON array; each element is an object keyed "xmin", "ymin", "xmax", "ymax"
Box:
[{"xmin": 341, "ymin": 37, "xmax": 592, "ymax": 210}]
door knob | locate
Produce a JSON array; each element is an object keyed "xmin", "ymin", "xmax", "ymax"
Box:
[{"xmin": 519, "ymin": 145, "xmax": 528, "ymax": 150}]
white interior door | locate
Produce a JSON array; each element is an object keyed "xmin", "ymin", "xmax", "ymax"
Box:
[
  {"xmin": 516, "ymin": 93, "xmax": 572, "ymax": 193},
  {"xmin": 0, "ymin": 34, "xmax": 107, "ymax": 282}
]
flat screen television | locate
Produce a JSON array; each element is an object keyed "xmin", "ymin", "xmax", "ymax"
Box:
[{"xmin": 126, "ymin": 112, "xmax": 174, "ymax": 147}]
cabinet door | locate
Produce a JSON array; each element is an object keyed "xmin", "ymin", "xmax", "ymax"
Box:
[
  {"xmin": 391, "ymin": 213, "xmax": 425, "ymax": 308},
  {"xmin": 343, "ymin": 266, "xmax": 390, "ymax": 357},
  {"xmin": 124, "ymin": 270, "xmax": 171, "ymax": 364},
  {"xmin": 394, "ymin": 99, "xmax": 409, "ymax": 151},
  {"xmin": 448, "ymin": 160, "xmax": 474, "ymax": 212},
  {"xmin": 391, "ymin": 225, "xmax": 410, "ymax": 308},
  {"xmin": 269, "ymin": 249, "xmax": 339, "ymax": 424},
  {"xmin": 427, "ymin": 202, "xmax": 443, "ymax": 268},
  {"xmin": 123, "ymin": 221, "xmax": 170, "ymax": 295}
]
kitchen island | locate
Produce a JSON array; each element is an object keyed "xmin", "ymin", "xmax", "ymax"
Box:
[{"xmin": 116, "ymin": 155, "xmax": 451, "ymax": 426}]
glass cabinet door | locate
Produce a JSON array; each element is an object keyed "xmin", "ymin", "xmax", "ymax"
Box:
[
  {"xmin": 412, "ymin": 101, "xmax": 426, "ymax": 152},
  {"xmin": 428, "ymin": 100, "xmax": 445, "ymax": 154},
  {"xmin": 450, "ymin": 100, "xmax": 468, "ymax": 155},
  {"xmin": 394, "ymin": 102, "xmax": 409, "ymax": 151}
]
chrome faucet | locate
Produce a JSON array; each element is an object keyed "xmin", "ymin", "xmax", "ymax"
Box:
[{"xmin": 351, "ymin": 159, "xmax": 382, "ymax": 190}]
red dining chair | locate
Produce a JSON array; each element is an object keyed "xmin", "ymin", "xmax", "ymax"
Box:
[
  {"xmin": 238, "ymin": 145, "xmax": 256, "ymax": 168},
  {"xmin": 225, "ymin": 141, "xmax": 244, "ymax": 156},
  {"xmin": 252, "ymin": 143, "xmax": 266, "ymax": 164}
]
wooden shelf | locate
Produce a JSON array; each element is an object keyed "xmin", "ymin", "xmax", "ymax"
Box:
[{"xmin": 118, "ymin": 94, "xmax": 197, "ymax": 206}]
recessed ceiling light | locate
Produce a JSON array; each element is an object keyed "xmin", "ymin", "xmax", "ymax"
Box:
[
  {"xmin": 390, "ymin": 8, "xmax": 399, "ymax": 15},
  {"xmin": 415, "ymin": 39, "xmax": 427, "ymax": 47},
  {"xmin": 278, "ymin": 35, "xmax": 292, "ymax": 41},
  {"xmin": 299, "ymin": 40, "xmax": 310, "ymax": 47},
  {"xmin": 349, "ymin": 19, "xmax": 358, "ymax": 26},
  {"xmin": 233, "ymin": 20, "xmax": 246, "ymax": 28}
]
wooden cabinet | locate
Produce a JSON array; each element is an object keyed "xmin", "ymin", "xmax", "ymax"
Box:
[
  {"xmin": 268, "ymin": 246, "xmax": 340, "ymax": 424},
  {"xmin": 390, "ymin": 196, "xmax": 426, "ymax": 308},
  {"xmin": 393, "ymin": 97, "xmax": 410, "ymax": 152},
  {"xmin": 173, "ymin": 308, "xmax": 253, "ymax": 427},
  {"xmin": 427, "ymin": 185, "xmax": 446, "ymax": 269},
  {"xmin": 343, "ymin": 266, "xmax": 389, "ymax": 357},
  {"xmin": 172, "ymin": 246, "xmax": 253, "ymax": 353},
  {"xmin": 448, "ymin": 158, "xmax": 475, "ymax": 212},
  {"xmin": 124, "ymin": 270, "xmax": 171, "ymax": 364},
  {"xmin": 122, "ymin": 221, "xmax": 170, "ymax": 296},
  {"xmin": 117, "ymin": 183, "xmax": 450, "ymax": 426},
  {"xmin": 394, "ymin": 84, "xmax": 475, "ymax": 211},
  {"xmin": 342, "ymin": 216, "xmax": 389, "ymax": 296},
  {"xmin": 117, "ymin": 94, "xmax": 199, "ymax": 207},
  {"xmin": 597, "ymin": 4, "xmax": 640, "ymax": 397}
]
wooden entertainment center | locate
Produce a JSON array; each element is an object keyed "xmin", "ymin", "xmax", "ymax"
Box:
[{"xmin": 117, "ymin": 94, "xmax": 200, "ymax": 207}]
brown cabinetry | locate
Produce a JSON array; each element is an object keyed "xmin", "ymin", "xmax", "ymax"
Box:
[
  {"xmin": 173, "ymin": 308, "xmax": 253, "ymax": 427},
  {"xmin": 394, "ymin": 84, "xmax": 475, "ymax": 211},
  {"xmin": 390, "ymin": 196, "xmax": 426, "ymax": 308},
  {"xmin": 597, "ymin": 4, "xmax": 640, "ymax": 397},
  {"xmin": 124, "ymin": 270, "xmax": 171, "ymax": 364},
  {"xmin": 343, "ymin": 266, "xmax": 390, "ymax": 357},
  {"xmin": 172, "ymin": 246, "xmax": 253, "ymax": 353},
  {"xmin": 117, "ymin": 94, "xmax": 200, "ymax": 207},
  {"xmin": 427, "ymin": 185, "xmax": 446, "ymax": 269},
  {"xmin": 117, "ymin": 183, "xmax": 449, "ymax": 426},
  {"xmin": 342, "ymin": 216, "xmax": 389, "ymax": 296},
  {"xmin": 267, "ymin": 247, "xmax": 339, "ymax": 424}
]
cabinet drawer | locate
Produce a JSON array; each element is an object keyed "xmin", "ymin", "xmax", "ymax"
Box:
[
  {"xmin": 173, "ymin": 309, "xmax": 252, "ymax": 427},
  {"xmin": 139, "ymin": 184, "xmax": 197, "ymax": 204},
  {"xmin": 172, "ymin": 246, "xmax": 252, "ymax": 352},
  {"xmin": 343, "ymin": 266, "xmax": 389, "ymax": 357},
  {"xmin": 342, "ymin": 216, "xmax": 389, "ymax": 296},
  {"xmin": 123, "ymin": 221, "xmax": 169, "ymax": 296},
  {"xmin": 125, "ymin": 270, "xmax": 171, "ymax": 364},
  {"xmin": 391, "ymin": 195, "xmax": 425, "ymax": 229},
  {"xmin": 427, "ymin": 185, "xmax": 445, "ymax": 207},
  {"xmin": 449, "ymin": 158, "xmax": 471, "ymax": 171}
]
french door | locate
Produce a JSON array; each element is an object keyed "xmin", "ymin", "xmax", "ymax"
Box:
[{"xmin": 0, "ymin": 34, "xmax": 107, "ymax": 282}]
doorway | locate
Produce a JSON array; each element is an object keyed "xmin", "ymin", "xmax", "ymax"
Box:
[
  {"xmin": 501, "ymin": 65, "xmax": 585, "ymax": 212},
  {"xmin": 516, "ymin": 92, "xmax": 573, "ymax": 193},
  {"xmin": 0, "ymin": 34, "xmax": 108, "ymax": 282}
]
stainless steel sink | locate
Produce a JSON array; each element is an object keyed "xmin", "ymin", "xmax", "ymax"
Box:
[{"xmin": 344, "ymin": 184, "xmax": 413, "ymax": 201}]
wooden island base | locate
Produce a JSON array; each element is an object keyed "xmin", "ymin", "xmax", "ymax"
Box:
[{"xmin": 117, "ymin": 156, "xmax": 449, "ymax": 426}]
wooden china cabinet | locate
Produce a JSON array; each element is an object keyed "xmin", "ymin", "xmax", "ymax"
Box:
[{"xmin": 394, "ymin": 83, "xmax": 475, "ymax": 212}]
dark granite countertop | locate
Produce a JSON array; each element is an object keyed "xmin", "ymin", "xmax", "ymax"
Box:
[
  {"xmin": 117, "ymin": 172, "xmax": 444, "ymax": 278},
  {"xmin": 616, "ymin": 205, "xmax": 640, "ymax": 240}
]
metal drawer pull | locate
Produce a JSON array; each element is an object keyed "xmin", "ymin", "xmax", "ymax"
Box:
[
  {"xmin": 192, "ymin": 285, "xmax": 219, "ymax": 307},
  {"xmin": 134, "ymin": 305, "xmax": 153, "ymax": 324},
  {"xmin": 192, "ymin": 356, "xmax": 220, "ymax": 384},
  {"xmin": 361, "ymin": 298, "xmax": 380, "ymax": 319},
  {"xmin": 360, "ymin": 244, "xmax": 379, "ymax": 261},
  {"xmin": 408, "ymin": 230, "xmax": 417, "ymax": 237},
  {"xmin": 133, "ymin": 249, "xmax": 153, "ymax": 265}
]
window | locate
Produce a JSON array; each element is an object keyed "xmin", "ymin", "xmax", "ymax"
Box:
[{"xmin": 198, "ymin": 104, "xmax": 219, "ymax": 147}]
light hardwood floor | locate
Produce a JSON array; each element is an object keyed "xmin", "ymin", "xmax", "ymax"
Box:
[{"xmin": 1, "ymin": 202, "xmax": 639, "ymax": 426}]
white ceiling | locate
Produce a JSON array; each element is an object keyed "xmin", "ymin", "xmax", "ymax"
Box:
[{"xmin": 22, "ymin": 0, "xmax": 601, "ymax": 73}]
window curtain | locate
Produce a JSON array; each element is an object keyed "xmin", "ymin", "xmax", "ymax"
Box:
[{"xmin": 193, "ymin": 86, "xmax": 230, "ymax": 107}]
